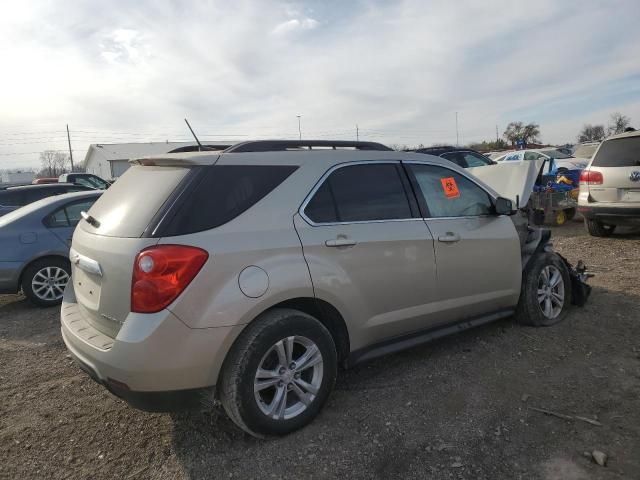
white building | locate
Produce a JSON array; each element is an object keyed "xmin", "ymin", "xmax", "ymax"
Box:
[
  {"xmin": 83, "ymin": 141, "xmax": 234, "ymax": 179},
  {"xmin": 1, "ymin": 171, "xmax": 35, "ymax": 184}
]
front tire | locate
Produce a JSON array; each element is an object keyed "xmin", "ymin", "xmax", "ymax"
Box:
[
  {"xmin": 21, "ymin": 258, "xmax": 70, "ymax": 307},
  {"xmin": 219, "ymin": 308, "xmax": 337, "ymax": 437},
  {"xmin": 516, "ymin": 252, "xmax": 571, "ymax": 327},
  {"xmin": 585, "ymin": 218, "xmax": 615, "ymax": 237}
]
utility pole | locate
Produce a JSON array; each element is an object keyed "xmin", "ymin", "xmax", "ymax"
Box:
[
  {"xmin": 66, "ymin": 124, "xmax": 75, "ymax": 171},
  {"xmin": 455, "ymin": 112, "xmax": 459, "ymax": 146},
  {"xmin": 496, "ymin": 125, "xmax": 499, "ymax": 143},
  {"xmin": 296, "ymin": 115, "xmax": 302, "ymax": 140},
  {"xmin": 356, "ymin": 124, "xmax": 359, "ymax": 141}
]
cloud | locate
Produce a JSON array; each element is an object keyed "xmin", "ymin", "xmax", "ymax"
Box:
[
  {"xmin": 272, "ymin": 17, "xmax": 319, "ymax": 36},
  {"xmin": 1, "ymin": 0, "xmax": 640, "ymax": 169},
  {"xmin": 100, "ymin": 28, "xmax": 151, "ymax": 64}
]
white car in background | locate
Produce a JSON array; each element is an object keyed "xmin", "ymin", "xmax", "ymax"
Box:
[{"xmin": 494, "ymin": 149, "xmax": 588, "ymax": 172}]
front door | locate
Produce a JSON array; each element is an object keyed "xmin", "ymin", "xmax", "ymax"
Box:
[{"xmin": 405, "ymin": 162, "xmax": 522, "ymax": 324}]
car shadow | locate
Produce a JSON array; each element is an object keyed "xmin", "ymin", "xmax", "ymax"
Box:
[
  {"xmin": 169, "ymin": 284, "xmax": 640, "ymax": 479},
  {"xmin": 168, "ymin": 315, "xmax": 517, "ymax": 477}
]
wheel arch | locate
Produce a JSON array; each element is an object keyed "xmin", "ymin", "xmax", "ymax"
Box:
[
  {"xmin": 18, "ymin": 254, "xmax": 71, "ymax": 287},
  {"xmin": 265, "ymin": 297, "xmax": 350, "ymax": 364}
]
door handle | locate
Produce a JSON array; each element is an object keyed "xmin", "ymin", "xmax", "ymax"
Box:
[
  {"xmin": 325, "ymin": 237, "xmax": 357, "ymax": 247},
  {"xmin": 437, "ymin": 232, "xmax": 461, "ymax": 243}
]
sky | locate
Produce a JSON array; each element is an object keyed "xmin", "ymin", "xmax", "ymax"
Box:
[{"xmin": 1, "ymin": 0, "xmax": 640, "ymax": 170}]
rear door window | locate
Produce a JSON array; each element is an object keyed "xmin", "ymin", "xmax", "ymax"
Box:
[
  {"xmin": 304, "ymin": 163, "xmax": 413, "ymax": 223},
  {"xmin": 592, "ymin": 137, "xmax": 640, "ymax": 167},
  {"xmin": 159, "ymin": 165, "xmax": 298, "ymax": 236},
  {"xmin": 408, "ymin": 164, "xmax": 493, "ymax": 217},
  {"xmin": 44, "ymin": 199, "xmax": 97, "ymax": 228},
  {"xmin": 462, "ymin": 152, "xmax": 492, "ymax": 167},
  {"xmin": 440, "ymin": 152, "xmax": 466, "ymax": 167}
]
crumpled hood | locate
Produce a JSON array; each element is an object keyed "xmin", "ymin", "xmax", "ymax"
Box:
[{"xmin": 467, "ymin": 159, "xmax": 545, "ymax": 207}]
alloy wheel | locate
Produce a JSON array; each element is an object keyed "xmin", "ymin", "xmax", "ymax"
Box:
[
  {"xmin": 31, "ymin": 266, "xmax": 69, "ymax": 302},
  {"xmin": 537, "ymin": 265, "xmax": 565, "ymax": 319},
  {"xmin": 254, "ymin": 335, "xmax": 324, "ymax": 420}
]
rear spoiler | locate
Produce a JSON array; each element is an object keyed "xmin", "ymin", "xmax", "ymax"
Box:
[{"xmin": 129, "ymin": 153, "xmax": 221, "ymax": 167}]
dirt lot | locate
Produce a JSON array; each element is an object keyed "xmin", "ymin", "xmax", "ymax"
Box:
[{"xmin": 1, "ymin": 221, "xmax": 639, "ymax": 480}]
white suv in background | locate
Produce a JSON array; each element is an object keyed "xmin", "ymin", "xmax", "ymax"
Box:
[{"xmin": 578, "ymin": 130, "xmax": 640, "ymax": 236}]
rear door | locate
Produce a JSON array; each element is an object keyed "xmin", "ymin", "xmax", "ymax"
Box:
[
  {"xmin": 586, "ymin": 136, "xmax": 640, "ymax": 203},
  {"xmin": 405, "ymin": 162, "xmax": 521, "ymax": 321},
  {"xmin": 294, "ymin": 161, "xmax": 439, "ymax": 349}
]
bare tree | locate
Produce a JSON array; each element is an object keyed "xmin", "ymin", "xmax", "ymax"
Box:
[
  {"xmin": 54, "ymin": 152, "xmax": 70, "ymax": 175},
  {"xmin": 503, "ymin": 121, "xmax": 540, "ymax": 146},
  {"xmin": 578, "ymin": 124, "xmax": 606, "ymax": 143},
  {"xmin": 607, "ymin": 112, "xmax": 631, "ymax": 135},
  {"xmin": 39, "ymin": 151, "xmax": 57, "ymax": 177},
  {"xmin": 38, "ymin": 151, "xmax": 70, "ymax": 177}
]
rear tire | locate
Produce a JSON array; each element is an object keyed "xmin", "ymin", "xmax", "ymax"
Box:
[
  {"xmin": 219, "ymin": 308, "xmax": 337, "ymax": 437},
  {"xmin": 21, "ymin": 258, "xmax": 70, "ymax": 307},
  {"xmin": 584, "ymin": 218, "xmax": 616, "ymax": 237},
  {"xmin": 516, "ymin": 252, "xmax": 571, "ymax": 327}
]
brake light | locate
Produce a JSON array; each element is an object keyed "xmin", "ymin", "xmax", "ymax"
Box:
[
  {"xmin": 131, "ymin": 245, "xmax": 208, "ymax": 313},
  {"xmin": 579, "ymin": 170, "xmax": 603, "ymax": 185}
]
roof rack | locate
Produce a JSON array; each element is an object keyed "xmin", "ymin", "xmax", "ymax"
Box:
[
  {"xmin": 167, "ymin": 144, "xmax": 233, "ymax": 153},
  {"xmin": 224, "ymin": 140, "xmax": 393, "ymax": 153}
]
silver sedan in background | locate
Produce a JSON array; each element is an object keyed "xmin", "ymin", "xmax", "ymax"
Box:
[{"xmin": 0, "ymin": 191, "xmax": 102, "ymax": 306}]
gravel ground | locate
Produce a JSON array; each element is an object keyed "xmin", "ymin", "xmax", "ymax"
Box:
[{"xmin": 1, "ymin": 221, "xmax": 640, "ymax": 480}]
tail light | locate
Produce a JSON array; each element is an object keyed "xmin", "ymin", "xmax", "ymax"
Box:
[
  {"xmin": 579, "ymin": 170, "xmax": 603, "ymax": 185},
  {"xmin": 131, "ymin": 245, "xmax": 208, "ymax": 313}
]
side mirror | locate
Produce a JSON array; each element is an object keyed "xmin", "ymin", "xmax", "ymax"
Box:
[{"xmin": 494, "ymin": 196, "xmax": 514, "ymax": 215}]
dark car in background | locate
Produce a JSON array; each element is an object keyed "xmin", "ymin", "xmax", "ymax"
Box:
[
  {"xmin": 58, "ymin": 173, "xmax": 111, "ymax": 190},
  {"xmin": 410, "ymin": 146, "xmax": 496, "ymax": 168},
  {"xmin": 0, "ymin": 191, "xmax": 102, "ymax": 306},
  {"xmin": 0, "ymin": 183, "xmax": 92, "ymax": 217}
]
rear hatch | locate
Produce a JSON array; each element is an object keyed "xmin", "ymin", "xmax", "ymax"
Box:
[
  {"xmin": 69, "ymin": 164, "xmax": 193, "ymax": 338},
  {"xmin": 586, "ymin": 136, "xmax": 640, "ymax": 203}
]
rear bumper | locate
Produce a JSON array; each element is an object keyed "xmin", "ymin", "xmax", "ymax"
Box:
[
  {"xmin": 577, "ymin": 204, "xmax": 640, "ymax": 225},
  {"xmin": 68, "ymin": 348, "xmax": 211, "ymax": 412},
  {"xmin": 60, "ymin": 285, "xmax": 244, "ymax": 411}
]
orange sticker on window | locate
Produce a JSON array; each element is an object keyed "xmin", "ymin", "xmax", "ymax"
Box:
[{"xmin": 440, "ymin": 177, "xmax": 460, "ymax": 198}]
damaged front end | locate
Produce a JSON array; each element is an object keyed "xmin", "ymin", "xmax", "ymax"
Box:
[{"xmin": 513, "ymin": 211, "xmax": 593, "ymax": 307}]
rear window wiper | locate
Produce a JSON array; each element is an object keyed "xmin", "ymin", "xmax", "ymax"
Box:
[{"xmin": 80, "ymin": 211, "xmax": 101, "ymax": 228}]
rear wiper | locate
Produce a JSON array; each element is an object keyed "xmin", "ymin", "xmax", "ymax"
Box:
[{"xmin": 80, "ymin": 211, "xmax": 101, "ymax": 228}]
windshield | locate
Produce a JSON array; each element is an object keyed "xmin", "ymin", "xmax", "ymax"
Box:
[
  {"xmin": 541, "ymin": 150, "xmax": 572, "ymax": 159},
  {"xmin": 573, "ymin": 144, "xmax": 599, "ymax": 159},
  {"xmin": 75, "ymin": 176, "xmax": 108, "ymax": 189}
]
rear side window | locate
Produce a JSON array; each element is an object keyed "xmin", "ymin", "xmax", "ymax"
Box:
[
  {"xmin": 592, "ymin": 137, "xmax": 640, "ymax": 167},
  {"xmin": 159, "ymin": 165, "xmax": 298, "ymax": 236},
  {"xmin": 304, "ymin": 163, "xmax": 413, "ymax": 223}
]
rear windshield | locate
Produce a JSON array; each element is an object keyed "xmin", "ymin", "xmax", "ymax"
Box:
[
  {"xmin": 0, "ymin": 190, "xmax": 21, "ymax": 206},
  {"xmin": 591, "ymin": 137, "xmax": 640, "ymax": 167},
  {"xmin": 573, "ymin": 144, "xmax": 599, "ymax": 159},
  {"xmin": 541, "ymin": 150, "xmax": 572, "ymax": 159},
  {"xmin": 80, "ymin": 165, "xmax": 190, "ymax": 237},
  {"xmin": 157, "ymin": 165, "xmax": 298, "ymax": 236}
]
